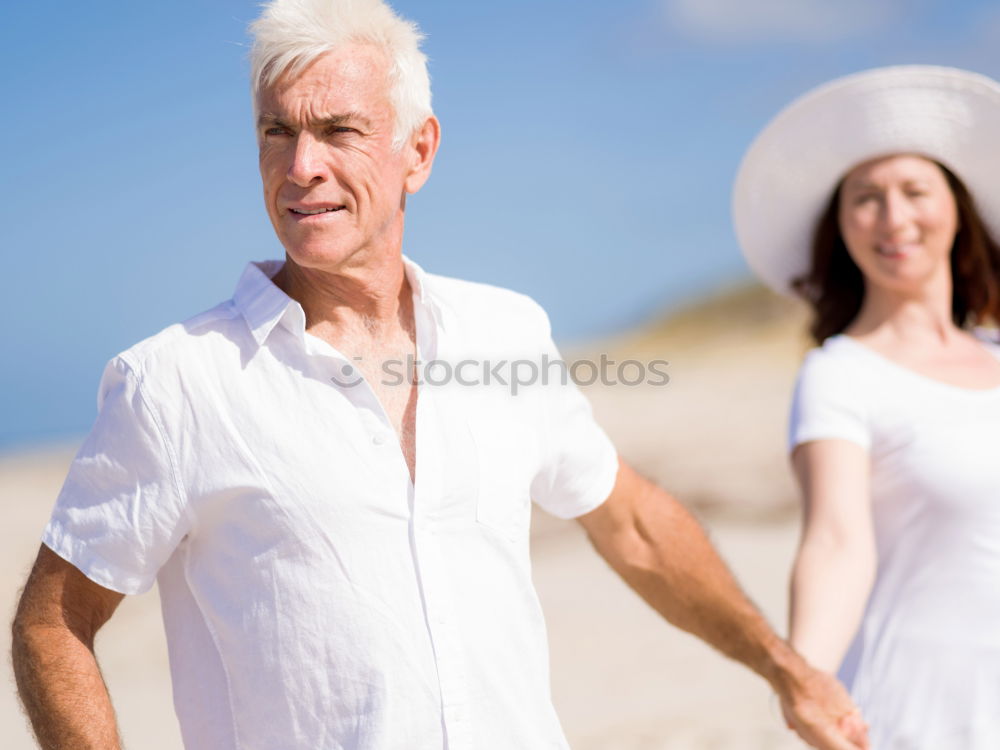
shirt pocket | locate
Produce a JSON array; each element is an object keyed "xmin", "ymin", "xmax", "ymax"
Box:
[{"xmin": 468, "ymin": 414, "xmax": 538, "ymax": 540}]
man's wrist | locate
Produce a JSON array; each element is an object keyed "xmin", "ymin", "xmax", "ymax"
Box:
[{"xmin": 756, "ymin": 633, "xmax": 811, "ymax": 699}]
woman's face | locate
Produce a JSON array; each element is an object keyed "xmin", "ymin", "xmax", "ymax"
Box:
[{"xmin": 838, "ymin": 154, "xmax": 959, "ymax": 294}]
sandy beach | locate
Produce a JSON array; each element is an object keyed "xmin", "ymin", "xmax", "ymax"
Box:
[{"xmin": 1, "ymin": 283, "xmax": 815, "ymax": 749}]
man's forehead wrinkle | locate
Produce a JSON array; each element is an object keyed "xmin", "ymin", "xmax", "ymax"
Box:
[
  {"xmin": 291, "ymin": 98, "xmax": 379, "ymax": 130},
  {"xmin": 261, "ymin": 44, "xmax": 392, "ymax": 111}
]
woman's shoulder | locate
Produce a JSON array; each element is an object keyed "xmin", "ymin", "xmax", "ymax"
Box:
[
  {"xmin": 792, "ymin": 335, "xmax": 881, "ymax": 410},
  {"xmin": 797, "ymin": 334, "xmax": 876, "ymax": 383},
  {"xmin": 789, "ymin": 336, "xmax": 874, "ymax": 451}
]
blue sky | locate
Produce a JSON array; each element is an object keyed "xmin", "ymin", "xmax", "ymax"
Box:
[{"xmin": 3, "ymin": 0, "xmax": 999, "ymax": 449}]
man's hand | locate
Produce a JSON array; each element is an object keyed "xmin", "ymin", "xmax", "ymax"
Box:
[{"xmin": 776, "ymin": 662, "xmax": 869, "ymax": 749}]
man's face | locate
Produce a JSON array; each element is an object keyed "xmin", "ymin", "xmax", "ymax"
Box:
[{"xmin": 256, "ymin": 44, "xmax": 416, "ymax": 271}]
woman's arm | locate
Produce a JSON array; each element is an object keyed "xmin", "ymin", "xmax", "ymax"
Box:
[{"xmin": 789, "ymin": 439, "xmax": 877, "ymax": 673}]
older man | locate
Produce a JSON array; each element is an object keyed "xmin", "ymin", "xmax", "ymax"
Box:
[{"xmin": 12, "ymin": 1, "xmax": 867, "ymax": 749}]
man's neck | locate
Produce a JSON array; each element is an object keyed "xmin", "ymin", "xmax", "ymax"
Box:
[{"xmin": 273, "ymin": 252, "xmax": 413, "ymax": 343}]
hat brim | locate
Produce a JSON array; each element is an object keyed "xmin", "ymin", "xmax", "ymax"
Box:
[{"xmin": 732, "ymin": 65, "xmax": 1000, "ymax": 295}]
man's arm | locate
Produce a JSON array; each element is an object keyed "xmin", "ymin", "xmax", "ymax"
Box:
[
  {"xmin": 577, "ymin": 459, "xmax": 868, "ymax": 750},
  {"xmin": 12, "ymin": 544, "xmax": 126, "ymax": 750}
]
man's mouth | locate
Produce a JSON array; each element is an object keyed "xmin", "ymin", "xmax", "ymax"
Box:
[{"xmin": 289, "ymin": 206, "xmax": 345, "ymax": 216}]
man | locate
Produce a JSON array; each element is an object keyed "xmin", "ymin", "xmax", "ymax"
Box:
[{"xmin": 11, "ymin": 1, "xmax": 868, "ymax": 748}]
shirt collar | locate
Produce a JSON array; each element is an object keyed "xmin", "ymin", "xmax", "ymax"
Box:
[
  {"xmin": 232, "ymin": 255, "xmax": 447, "ymax": 349},
  {"xmin": 402, "ymin": 255, "xmax": 447, "ymax": 331},
  {"xmin": 232, "ymin": 260, "xmax": 293, "ymax": 347}
]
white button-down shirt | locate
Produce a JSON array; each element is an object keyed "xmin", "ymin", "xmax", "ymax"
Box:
[{"xmin": 44, "ymin": 257, "xmax": 619, "ymax": 750}]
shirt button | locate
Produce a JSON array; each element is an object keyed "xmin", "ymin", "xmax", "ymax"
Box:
[{"xmin": 372, "ymin": 433, "xmax": 387, "ymax": 446}]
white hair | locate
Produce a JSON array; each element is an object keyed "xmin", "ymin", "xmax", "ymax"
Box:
[{"xmin": 249, "ymin": 0, "xmax": 433, "ymax": 150}]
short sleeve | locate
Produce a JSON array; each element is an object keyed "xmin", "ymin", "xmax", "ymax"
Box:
[
  {"xmin": 789, "ymin": 348, "xmax": 871, "ymax": 453},
  {"xmin": 42, "ymin": 356, "xmax": 192, "ymax": 595},
  {"xmin": 528, "ymin": 311, "xmax": 619, "ymax": 519}
]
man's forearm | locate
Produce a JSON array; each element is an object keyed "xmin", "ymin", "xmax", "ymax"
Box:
[
  {"xmin": 581, "ymin": 463, "xmax": 868, "ymax": 749},
  {"xmin": 583, "ymin": 477, "xmax": 804, "ymax": 688},
  {"xmin": 12, "ymin": 623, "xmax": 123, "ymax": 750}
]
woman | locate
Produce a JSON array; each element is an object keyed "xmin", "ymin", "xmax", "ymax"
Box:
[{"xmin": 732, "ymin": 65, "xmax": 1000, "ymax": 749}]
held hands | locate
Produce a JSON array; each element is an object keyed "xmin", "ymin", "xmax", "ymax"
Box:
[{"xmin": 776, "ymin": 662, "xmax": 869, "ymax": 749}]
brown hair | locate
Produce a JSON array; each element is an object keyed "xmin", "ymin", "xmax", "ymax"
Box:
[{"xmin": 792, "ymin": 164, "xmax": 1000, "ymax": 343}]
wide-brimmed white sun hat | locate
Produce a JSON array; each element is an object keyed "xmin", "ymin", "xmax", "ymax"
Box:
[{"xmin": 732, "ymin": 65, "xmax": 1000, "ymax": 295}]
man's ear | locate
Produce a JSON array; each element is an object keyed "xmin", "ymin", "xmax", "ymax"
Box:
[{"xmin": 403, "ymin": 116, "xmax": 441, "ymax": 195}]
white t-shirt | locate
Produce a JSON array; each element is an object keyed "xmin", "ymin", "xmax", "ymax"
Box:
[
  {"xmin": 44, "ymin": 257, "xmax": 620, "ymax": 750},
  {"xmin": 789, "ymin": 333, "xmax": 1000, "ymax": 750}
]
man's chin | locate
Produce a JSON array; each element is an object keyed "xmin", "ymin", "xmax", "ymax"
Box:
[{"xmin": 280, "ymin": 240, "xmax": 357, "ymax": 272}]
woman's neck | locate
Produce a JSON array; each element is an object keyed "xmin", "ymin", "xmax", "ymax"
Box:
[{"xmin": 846, "ymin": 271, "xmax": 961, "ymax": 346}]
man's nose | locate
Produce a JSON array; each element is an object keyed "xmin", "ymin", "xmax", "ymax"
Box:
[{"xmin": 286, "ymin": 133, "xmax": 327, "ymax": 187}]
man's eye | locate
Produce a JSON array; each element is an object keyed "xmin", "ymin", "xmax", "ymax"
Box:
[
  {"xmin": 265, "ymin": 127, "xmax": 291, "ymax": 136},
  {"xmin": 329, "ymin": 126, "xmax": 357, "ymax": 135}
]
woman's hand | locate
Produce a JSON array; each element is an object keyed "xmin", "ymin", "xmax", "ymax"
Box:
[{"xmin": 776, "ymin": 659, "xmax": 870, "ymax": 749}]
